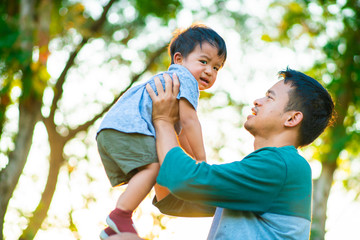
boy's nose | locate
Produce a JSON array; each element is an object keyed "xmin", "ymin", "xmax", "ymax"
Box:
[{"xmin": 204, "ymin": 66, "xmax": 212, "ymax": 75}]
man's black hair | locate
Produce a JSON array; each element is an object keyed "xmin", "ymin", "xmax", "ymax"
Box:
[
  {"xmin": 168, "ymin": 23, "xmax": 227, "ymax": 67},
  {"xmin": 280, "ymin": 67, "xmax": 335, "ymax": 147}
]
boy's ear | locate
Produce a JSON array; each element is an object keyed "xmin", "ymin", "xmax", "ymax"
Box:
[
  {"xmin": 284, "ymin": 111, "xmax": 303, "ymax": 128},
  {"xmin": 173, "ymin": 52, "xmax": 183, "ymax": 64}
]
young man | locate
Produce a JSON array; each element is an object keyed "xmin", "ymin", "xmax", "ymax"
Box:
[{"xmin": 146, "ymin": 68, "xmax": 335, "ymax": 239}]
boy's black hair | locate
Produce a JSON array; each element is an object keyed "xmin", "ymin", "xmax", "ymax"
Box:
[
  {"xmin": 168, "ymin": 23, "xmax": 227, "ymax": 67},
  {"xmin": 279, "ymin": 67, "xmax": 335, "ymax": 147}
]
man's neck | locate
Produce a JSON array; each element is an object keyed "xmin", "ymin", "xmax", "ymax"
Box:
[{"xmin": 253, "ymin": 136, "xmax": 298, "ymax": 150}]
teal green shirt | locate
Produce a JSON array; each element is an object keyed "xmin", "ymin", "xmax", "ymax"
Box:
[{"xmin": 156, "ymin": 146, "xmax": 312, "ymax": 220}]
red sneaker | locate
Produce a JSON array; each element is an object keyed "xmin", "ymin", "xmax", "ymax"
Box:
[
  {"xmin": 100, "ymin": 226, "xmax": 117, "ymax": 239},
  {"xmin": 106, "ymin": 208, "xmax": 137, "ymax": 234}
]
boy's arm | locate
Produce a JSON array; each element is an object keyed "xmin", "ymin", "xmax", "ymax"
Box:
[
  {"xmin": 179, "ymin": 98, "xmax": 206, "ymax": 161},
  {"xmin": 178, "ymin": 128, "xmax": 195, "ymax": 159}
]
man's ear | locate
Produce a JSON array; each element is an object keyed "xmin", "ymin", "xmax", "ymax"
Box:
[
  {"xmin": 173, "ymin": 52, "xmax": 183, "ymax": 64},
  {"xmin": 284, "ymin": 111, "xmax": 303, "ymax": 127}
]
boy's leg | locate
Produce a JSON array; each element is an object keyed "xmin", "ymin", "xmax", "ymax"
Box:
[
  {"xmin": 107, "ymin": 162, "xmax": 160, "ymax": 234},
  {"xmin": 117, "ymin": 162, "xmax": 160, "ymax": 210}
]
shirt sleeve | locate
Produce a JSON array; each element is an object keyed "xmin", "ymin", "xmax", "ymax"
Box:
[
  {"xmin": 157, "ymin": 147, "xmax": 287, "ymax": 212},
  {"xmin": 148, "ymin": 65, "xmax": 199, "ymax": 111},
  {"xmin": 152, "ymin": 193, "xmax": 216, "ymax": 217},
  {"xmin": 174, "ymin": 66, "xmax": 199, "ymax": 110}
]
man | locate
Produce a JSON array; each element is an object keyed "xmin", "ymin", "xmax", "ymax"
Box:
[{"xmin": 145, "ymin": 68, "xmax": 335, "ymax": 239}]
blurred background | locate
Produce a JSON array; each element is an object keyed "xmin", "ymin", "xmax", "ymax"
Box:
[{"xmin": 0, "ymin": 0, "xmax": 359, "ymax": 239}]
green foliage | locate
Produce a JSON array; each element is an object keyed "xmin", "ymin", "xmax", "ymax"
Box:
[
  {"xmin": 0, "ymin": 19, "xmax": 20, "ymax": 69},
  {"xmin": 0, "ymin": 4, "xmax": 20, "ymax": 133},
  {"xmin": 266, "ymin": 0, "xmax": 360, "ymax": 238},
  {"xmin": 266, "ymin": 0, "xmax": 360, "ymax": 155},
  {"xmin": 134, "ymin": 0, "xmax": 180, "ymax": 20},
  {"xmin": 0, "ymin": 0, "xmax": 189, "ymax": 238}
]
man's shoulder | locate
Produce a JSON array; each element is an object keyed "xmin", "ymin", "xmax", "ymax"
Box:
[
  {"xmin": 247, "ymin": 146, "xmax": 310, "ymax": 173},
  {"xmin": 252, "ymin": 146, "xmax": 304, "ymax": 162},
  {"xmin": 248, "ymin": 146, "xmax": 297, "ymax": 162},
  {"xmin": 253, "ymin": 145, "xmax": 297, "ymax": 154}
]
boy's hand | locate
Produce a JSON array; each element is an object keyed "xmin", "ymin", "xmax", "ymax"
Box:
[{"xmin": 146, "ymin": 73, "xmax": 180, "ymax": 125}]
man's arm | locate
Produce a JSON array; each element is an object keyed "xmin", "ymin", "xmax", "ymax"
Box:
[
  {"xmin": 146, "ymin": 73, "xmax": 212, "ymax": 216},
  {"xmin": 156, "ymin": 147, "xmax": 287, "ymax": 212},
  {"xmin": 107, "ymin": 233, "xmax": 143, "ymax": 240},
  {"xmin": 147, "ymin": 73, "xmax": 180, "ymax": 201},
  {"xmin": 146, "ymin": 73, "xmax": 181, "ymax": 164}
]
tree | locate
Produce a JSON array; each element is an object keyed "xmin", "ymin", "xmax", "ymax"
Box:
[
  {"xmin": 0, "ymin": 0, "xmax": 180, "ymax": 239},
  {"xmin": 264, "ymin": 1, "xmax": 360, "ymax": 239},
  {"xmin": 1, "ymin": 0, "xmax": 254, "ymax": 239}
]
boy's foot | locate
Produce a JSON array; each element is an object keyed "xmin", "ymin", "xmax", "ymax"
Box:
[
  {"xmin": 107, "ymin": 208, "xmax": 137, "ymax": 234},
  {"xmin": 100, "ymin": 227, "xmax": 117, "ymax": 239}
]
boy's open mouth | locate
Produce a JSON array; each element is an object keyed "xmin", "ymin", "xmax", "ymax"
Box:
[{"xmin": 200, "ymin": 77, "xmax": 209, "ymax": 84}]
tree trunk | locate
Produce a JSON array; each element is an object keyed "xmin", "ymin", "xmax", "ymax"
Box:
[
  {"xmin": 19, "ymin": 2, "xmax": 53, "ymax": 238},
  {"xmin": 310, "ymin": 68, "xmax": 350, "ymax": 239},
  {"xmin": 19, "ymin": 136, "xmax": 65, "ymax": 240},
  {"xmin": 311, "ymin": 161, "xmax": 337, "ymax": 240},
  {"xmin": 18, "ymin": 1, "xmax": 117, "ymax": 238},
  {"xmin": 0, "ymin": 0, "xmax": 38, "ymax": 239},
  {"xmin": 0, "ymin": 101, "xmax": 41, "ymax": 240}
]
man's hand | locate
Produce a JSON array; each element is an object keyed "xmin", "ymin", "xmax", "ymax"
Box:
[
  {"xmin": 107, "ymin": 233, "xmax": 144, "ymax": 240},
  {"xmin": 146, "ymin": 73, "xmax": 181, "ymax": 165},
  {"xmin": 146, "ymin": 73, "xmax": 180, "ymax": 125}
]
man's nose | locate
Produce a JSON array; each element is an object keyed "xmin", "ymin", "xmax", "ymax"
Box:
[{"xmin": 253, "ymin": 98, "xmax": 262, "ymax": 106}]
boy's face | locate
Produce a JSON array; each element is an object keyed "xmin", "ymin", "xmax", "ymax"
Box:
[{"xmin": 174, "ymin": 42, "xmax": 224, "ymax": 90}]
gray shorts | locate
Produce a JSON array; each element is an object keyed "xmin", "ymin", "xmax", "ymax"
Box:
[{"xmin": 97, "ymin": 129, "xmax": 158, "ymax": 187}]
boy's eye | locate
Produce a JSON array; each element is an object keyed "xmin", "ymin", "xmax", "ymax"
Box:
[{"xmin": 200, "ymin": 60, "xmax": 207, "ymax": 64}]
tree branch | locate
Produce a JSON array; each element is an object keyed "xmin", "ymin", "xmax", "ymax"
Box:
[
  {"xmin": 48, "ymin": 0, "xmax": 117, "ymax": 121},
  {"xmin": 65, "ymin": 43, "xmax": 168, "ymax": 141}
]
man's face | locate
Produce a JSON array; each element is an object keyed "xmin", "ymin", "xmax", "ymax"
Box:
[
  {"xmin": 244, "ymin": 80, "xmax": 292, "ymax": 137},
  {"xmin": 176, "ymin": 42, "xmax": 224, "ymax": 90}
]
